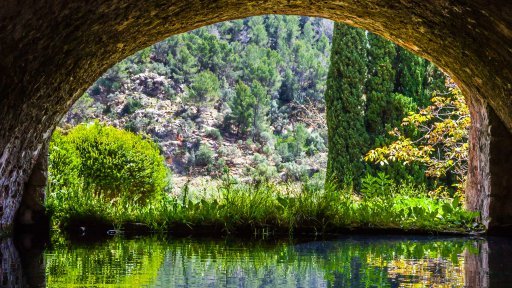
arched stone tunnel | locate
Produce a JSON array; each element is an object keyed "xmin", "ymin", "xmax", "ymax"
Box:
[{"xmin": 0, "ymin": 0, "xmax": 511, "ymax": 234}]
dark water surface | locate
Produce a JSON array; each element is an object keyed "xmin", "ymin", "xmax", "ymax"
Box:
[{"xmin": 4, "ymin": 234, "xmax": 512, "ymax": 287}]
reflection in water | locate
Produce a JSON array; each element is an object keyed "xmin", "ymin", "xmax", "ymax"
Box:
[
  {"xmin": 151, "ymin": 238, "xmax": 468, "ymax": 287},
  {"xmin": 0, "ymin": 238, "xmax": 25, "ymax": 287},
  {"xmin": 2, "ymin": 234, "xmax": 512, "ymax": 287}
]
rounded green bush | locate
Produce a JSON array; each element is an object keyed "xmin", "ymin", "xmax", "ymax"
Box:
[{"xmin": 49, "ymin": 122, "xmax": 170, "ymax": 202}]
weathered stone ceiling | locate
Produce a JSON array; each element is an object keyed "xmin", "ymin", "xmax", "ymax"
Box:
[{"xmin": 0, "ymin": 1, "xmax": 511, "ymax": 131}]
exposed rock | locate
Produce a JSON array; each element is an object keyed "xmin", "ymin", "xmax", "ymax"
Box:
[{"xmin": 131, "ymin": 72, "xmax": 171, "ymax": 98}]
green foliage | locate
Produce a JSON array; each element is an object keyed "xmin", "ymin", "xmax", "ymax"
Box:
[
  {"xmin": 250, "ymin": 154, "xmax": 278, "ymax": 182},
  {"xmin": 166, "ymin": 42, "xmax": 198, "ymax": 86},
  {"xmin": 394, "ymin": 46, "xmax": 427, "ymax": 106},
  {"xmin": 275, "ymin": 124, "xmax": 310, "ymax": 163},
  {"xmin": 205, "ymin": 128, "xmax": 222, "ymax": 140},
  {"xmin": 290, "ymin": 124, "xmax": 308, "ymax": 157},
  {"xmin": 109, "ymin": 15, "xmax": 332, "ymax": 114},
  {"xmin": 278, "ymin": 68, "xmax": 297, "ymax": 104},
  {"xmin": 325, "ymin": 23, "xmax": 368, "ymax": 190},
  {"xmin": 225, "ymin": 80, "xmax": 270, "ymax": 140},
  {"xmin": 320, "ymin": 27, "xmax": 448, "ymax": 193},
  {"xmin": 187, "ymin": 70, "xmax": 221, "ymax": 104},
  {"xmin": 120, "ymin": 97, "xmax": 142, "ymax": 116},
  {"xmin": 46, "ymin": 174, "xmax": 481, "ymax": 234},
  {"xmin": 226, "ymin": 81, "xmax": 255, "ymax": 135},
  {"xmin": 365, "ymin": 33, "xmax": 398, "ymax": 145},
  {"xmin": 360, "ymin": 172, "xmax": 394, "ymax": 198},
  {"xmin": 282, "ymin": 162, "xmax": 310, "ymax": 182},
  {"xmin": 393, "ymin": 46, "xmax": 446, "ymax": 107},
  {"xmin": 247, "ymin": 16, "xmax": 268, "ymax": 46},
  {"xmin": 250, "ymin": 80, "xmax": 271, "ymax": 140},
  {"xmin": 74, "ymin": 15, "xmax": 335, "ymax": 188},
  {"xmin": 48, "ymin": 122, "xmax": 170, "ymax": 208},
  {"xmin": 423, "ymin": 61, "xmax": 448, "ymax": 99},
  {"xmin": 45, "ymin": 235, "xmax": 474, "ymax": 288},
  {"xmin": 90, "ymin": 64, "xmax": 127, "ymax": 96},
  {"xmin": 46, "ymin": 120, "xmax": 480, "ymax": 233},
  {"xmin": 194, "ymin": 144, "xmax": 214, "ymax": 167},
  {"xmin": 305, "ymin": 131, "xmax": 326, "ymax": 155},
  {"xmin": 276, "ymin": 141, "xmax": 294, "ymax": 163},
  {"xmin": 241, "ymin": 44, "xmax": 281, "ymax": 93},
  {"xmin": 366, "ymin": 83, "xmax": 469, "ymax": 195}
]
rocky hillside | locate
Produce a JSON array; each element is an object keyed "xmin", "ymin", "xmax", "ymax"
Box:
[{"xmin": 62, "ymin": 16, "xmax": 332, "ymax": 189}]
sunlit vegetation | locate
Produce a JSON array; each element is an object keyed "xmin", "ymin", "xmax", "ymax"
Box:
[
  {"xmin": 46, "ymin": 125, "xmax": 479, "ymax": 234},
  {"xmin": 48, "ymin": 15, "xmax": 479, "ymax": 236},
  {"xmin": 366, "ymin": 83, "xmax": 469, "ymax": 195},
  {"xmin": 324, "ymin": 23, "xmax": 448, "ymax": 193},
  {"xmin": 45, "ymin": 236, "xmax": 476, "ymax": 287},
  {"xmin": 65, "ymin": 15, "xmax": 332, "ymax": 193},
  {"xmin": 47, "ymin": 122, "xmax": 171, "ymax": 207},
  {"xmin": 324, "ymin": 23, "xmax": 369, "ymax": 191},
  {"xmin": 48, "ymin": 180, "xmax": 479, "ymax": 234}
]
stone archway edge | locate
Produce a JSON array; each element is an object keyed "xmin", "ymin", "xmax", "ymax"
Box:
[{"xmin": 0, "ymin": 0, "xmax": 511, "ymax": 232}]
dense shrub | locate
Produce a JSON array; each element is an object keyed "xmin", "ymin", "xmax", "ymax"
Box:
[
  {"xmin": 120, "ymin": 97, "xmax": 143, "ymax": 116},
  {"xmin": 276, "ymin": 142, "xmax": 294, "ymax": 163},
  {"xmin": 250, "ymin": 154, "xmax": 278, "ymax": 182},
  {"xmin": 282, "ymin": 162, "xmax": 309, "ymax": 182},
  {"xmin": 124, "ymin": 119, "xmax": 138, "ymax": 133},
  {"xmin": 302, "ymin": 171, "xmax": 326, "ymax": 192},
  {"xmin": 305, "ymin": 131, "xmax": 326, "ymax": 155},
  {"xmin": 195, "ymin": 144, "xmax": 215, "ymax": 167},
  {"xmin": 48, "ymin": 122, "xmax": 170, "ymax": 203},
  {"xmin": 275, "ymin": 124, "xmax": 311, "ymax": 163},
  {"xmin": 188, "ymin": 71, "xmax": 221, "ymax": 104},
  {"xmin": 205, "ymin": 128, "xmax": 222, "ymax": 141}
]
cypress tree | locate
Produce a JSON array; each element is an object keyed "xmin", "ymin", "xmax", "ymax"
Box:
[
  {"xmin": 364, "ymin": 34, "xmax": 427, "ymax": 186},
  {"xmin": 394, "ymin": 46, "xmax": 428, "ymax": 106},
  {"xmin": 325, "ymin": 23, "xmax": 368, "ymax": 190},
  {"xmin": 423, "ymin": 61, "xmax": 447, "ymax": 98},
  {"xmin": 394, "ymin": 45, "xmax": 447, "ymax": 107},
  {"xmin": 365, "ymin": 33, "xmax": 397, "ymax": 147}
]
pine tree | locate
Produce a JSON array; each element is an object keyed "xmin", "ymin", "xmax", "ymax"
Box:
[
  {"xmin": 250, "ymin": 80, "xmax": 270, "ymax": 140},
  {"xmin": 168, "ymin": 44, "xmax": 198, "ymax": 87},
  {"xmin": 248, "ymin": 16, "xmax": 269, "ymax": 46},
  {"xmin": 303, "ymin": 21, "xmax": 315, "ymax": 43},
  {"xmin": 324, "ymin": 23, "xmax": 368, "ymax": 190},
  {"xmin": 188, "ymin": 70, "xmax": 220, "ymax": 104},
  {"xmin": 278, "ymin": 68, "xmax": 296, "ymax": 104},
  {"xmin": 227, "ymin": 81, "xmax": 255, "ymax": 136},
  {"xmin": 242, "ymin": 44, "xmax": 281, "ymax": 94}
]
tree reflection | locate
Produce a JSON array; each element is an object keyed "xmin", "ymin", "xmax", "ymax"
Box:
[{"xmin": 1, "ymin": 234, "xmax": 510, "ymax": 287}]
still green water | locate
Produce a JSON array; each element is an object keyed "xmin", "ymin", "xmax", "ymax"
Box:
[{"xmin": 41, "ymin": 235, "xmax": 482, "ymax": 287}]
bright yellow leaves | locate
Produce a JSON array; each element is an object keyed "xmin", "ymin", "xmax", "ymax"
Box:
[{"xmin": 365, "ymin": 81, "xmax": 469, "ymax": 194}]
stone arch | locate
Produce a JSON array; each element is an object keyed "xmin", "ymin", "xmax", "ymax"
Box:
[{"xmin": 1, "ymin": 0, "xmax": 511, "ymax": 233}]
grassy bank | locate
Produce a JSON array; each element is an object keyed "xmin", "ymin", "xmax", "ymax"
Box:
[
  {"xmin": 46, "ymin": 123, "xmax": 481, "ymax": 237},
  {"xmin": 46, "ymin": 176, "xmax": 481, "ymax": 236}
]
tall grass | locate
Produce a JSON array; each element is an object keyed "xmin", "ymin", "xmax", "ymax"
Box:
[{"xmin": 45, "ymin": 174, "xmax": 481, "ymax": 235}]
